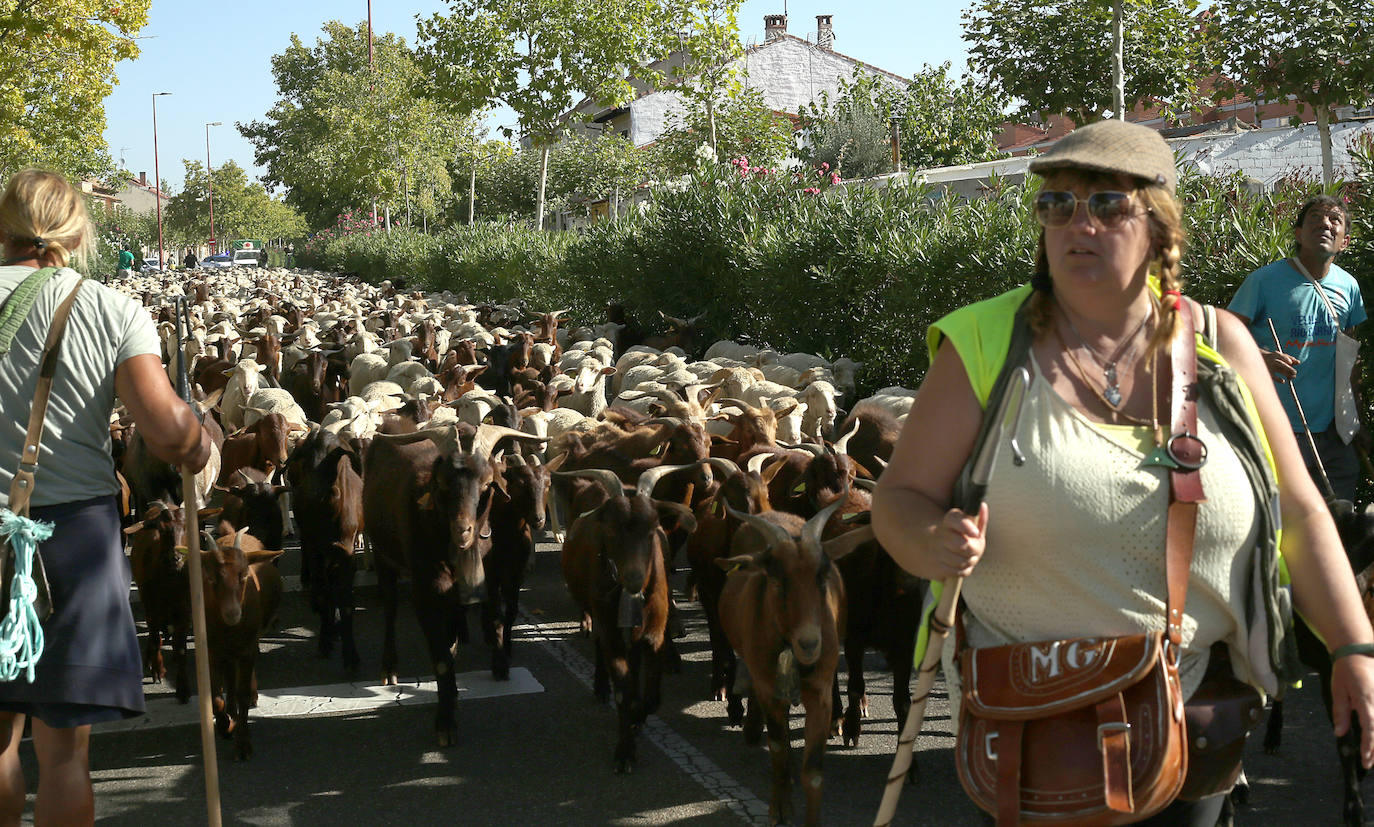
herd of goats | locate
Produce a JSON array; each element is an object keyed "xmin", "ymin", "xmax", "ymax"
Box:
[
  {"xmin": 109, "ymin": 266, "xmax": 917, "ymax": 826},
  {"xmin": 106, "ymin": 265, "xmax": 1374, "ymax": 827}
]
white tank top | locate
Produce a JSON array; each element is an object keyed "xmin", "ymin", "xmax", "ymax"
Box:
[{"xmin": 949, "ymin": 353, "xmax": 1262, "ymax": 702}]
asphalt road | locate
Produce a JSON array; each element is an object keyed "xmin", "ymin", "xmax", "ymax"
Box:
[{"xmin": 10, "ymin": 535, "xmax": 1359, "ymax": 825}]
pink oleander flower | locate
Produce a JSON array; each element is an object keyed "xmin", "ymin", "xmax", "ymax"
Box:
[
  {"xmin": 802, "ymin": 187, "xmax": 821, "ymax": 196},
  {"xmin": 830, "ymin": 173, "xmax": 841, "ymax": 186},
  {"xmin": 820, "ymin": 162, "xmax": 830, "ymax": 172}
]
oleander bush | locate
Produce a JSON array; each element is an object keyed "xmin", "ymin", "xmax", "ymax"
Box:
[{"xmin": 296, "ymin": 155, "xmax": 1371, "ymax": 399}]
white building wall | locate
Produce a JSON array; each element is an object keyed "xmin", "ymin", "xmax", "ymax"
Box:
[
  {"xmin": 1173, "ymin": 121, "xmax": 1374, "ymax": 186},
  {"xmin": 629, "ymin": 37, "xmax": 904, "ymax": 148}
]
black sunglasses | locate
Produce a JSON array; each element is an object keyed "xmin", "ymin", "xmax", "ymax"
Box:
[{"xmin": 1034, "ymin": 190, "xmax": 1142, "ymax": 229}]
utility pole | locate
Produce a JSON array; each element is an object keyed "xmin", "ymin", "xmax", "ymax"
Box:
[
  {"xmin": 152, "ymin": 92, "xmax": 171, "ymax": 272},
  {"xmin": 890, "ymin": 115, "xmax": 902, "ymax": 174},
  {"xmin": 205, "ymin": 121, "xmax": 222, "ymax": 254}
]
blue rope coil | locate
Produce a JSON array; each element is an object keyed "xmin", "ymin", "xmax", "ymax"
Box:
[{"xmin": 0, "ymin": 509, "xmax": 52, "ymax": 683}]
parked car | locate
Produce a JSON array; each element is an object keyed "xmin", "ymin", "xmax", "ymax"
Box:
[
  {"xmin": 201, "ymin": 253, "xmax": 233, "ymax": 270},
  {"xmin": 231, "ymin": 249, "xmax": 262, "ymax": 267},
  {"xmin": 139, "ymin": 257, "xmax": 164, "ymax": 273}
]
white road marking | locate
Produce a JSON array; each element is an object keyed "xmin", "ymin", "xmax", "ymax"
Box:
[
  {"xmin": 96, "ymin": 667, "xmax": 543, "ymax": 734},
  {"xmin": 519, "ymin": 611, "xmax": 770, "ymax": 826}
]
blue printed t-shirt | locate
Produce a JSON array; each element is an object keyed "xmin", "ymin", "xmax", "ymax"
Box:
[{"xmin": 1228, "ymin": 258, "xmax": 1366, "ymax": 433}]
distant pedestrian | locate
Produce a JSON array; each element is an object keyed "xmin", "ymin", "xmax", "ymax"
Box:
[
  {"xmin": 259, "ymin": 248, "xmax": 268, "ymax": 267},
  {"xmin": 285, "ymin": 242, "xmax": 295, "ymax": 268},
  {"xmin": 183, "ymin": 248, "xmax": 197, "ymax": 270},
  {"xmin": 1228, "ymin": 195, "xmax": 1367, "ymax": 501},
  {"xmin": 115, "ymin": 246, "xmax": 134, "ymax": 281}
]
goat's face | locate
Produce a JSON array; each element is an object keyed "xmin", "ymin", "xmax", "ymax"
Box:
[
  {"xmin": 663, "ymin": 421, "xmax": 711, "ymax": 468},
  {"xmin": 764, "ymin": 543, "xmax": 838, "ymax": 667},
  {"xmin": 501, "ymin": 460, "xmax": 550, "ymax": 533},
  {"xmin": 129, "ymin": 501, "xmax": 187, "ymax": 574},
  {"xmin": 721, "ymin": 470, "xmax": 771, "ymax": 515},
  {"xmin": 202, "ymin": 539, "xmax": 250, "ymax": 627},
  {"xmin": 596, "ymin": 497, "xmax": 662, "ymax": 597},
  {"xmin": 729, "ymin": 407, "xmax": 779, "ymax": 449},
  {"xmin": 804, "ymin": 450, "xmax": 857, "ymax": 512},
  {"xmin": 431, "ymin": 451, "xmax": 494, "ymax": 598}
]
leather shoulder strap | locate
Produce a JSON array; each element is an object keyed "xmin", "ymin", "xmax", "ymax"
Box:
[
  {"xmin": 1164, "ymin": 298, "xmax": 1205, "ymax": 648},
  {"xmin": 8, "ymin": 280, "xmax": 84, "ymax": 516}
]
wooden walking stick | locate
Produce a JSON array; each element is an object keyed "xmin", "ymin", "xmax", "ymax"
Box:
[
  {"xmin": 873, "ymin": 367, "xmax": 1030, "ymax": 827},
  {"xmin": 175, "ymin": 297, "xmax": 223, "ymax": 827},
  {"xmin": 1266, "ymin": 318, "xmax": 1337, "ymax": 501}
]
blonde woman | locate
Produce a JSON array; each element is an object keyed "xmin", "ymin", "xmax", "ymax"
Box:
[
  {"xmin": 873, "ymin": 120, "xmax": 1374, "ymax": 824},
  {"xmin": 0, "ymin": 169, "xmax": 210, "ymax": 826}
]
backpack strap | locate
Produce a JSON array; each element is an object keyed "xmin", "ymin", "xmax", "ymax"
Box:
[{"xmin": 9, "ymin": 280, "xmax": 83, "ymax": 517}]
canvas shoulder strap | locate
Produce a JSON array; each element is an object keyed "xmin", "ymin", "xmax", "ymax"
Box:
[
  {"xmin": 8, "ymin": 280, "xmax": 84, "ymax": 517},
  {"xmin": 1290, "ymin": 256, "xmax": 1346, "ymax": 331}
]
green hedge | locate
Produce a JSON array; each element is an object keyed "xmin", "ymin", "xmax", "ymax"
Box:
[{"xmin": 297, "ymin": 158, "xmax": 1371, "ymax": 400}]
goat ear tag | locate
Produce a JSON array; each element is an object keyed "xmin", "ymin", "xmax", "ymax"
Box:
[
  {"xmin": 792, "ymin": 482, "xmax": 806, "ymax": 494},
  {"xmin": 173, "ymin": 546, "xmax": 189, "ymax": 559}
]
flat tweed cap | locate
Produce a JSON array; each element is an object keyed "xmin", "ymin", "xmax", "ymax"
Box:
[{"xmin": 1028, "ymin": 119, "xmax": 1177, "ymax": 194}]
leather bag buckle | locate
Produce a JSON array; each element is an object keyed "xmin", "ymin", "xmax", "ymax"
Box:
[{"xmin": 1097, "ymin": 721, "xmax": 1131, "ymax": 752}]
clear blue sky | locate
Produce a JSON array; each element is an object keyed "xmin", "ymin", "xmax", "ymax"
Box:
[{"xmin": 103, "ymin": 1, "xmax": 972, "ymax": 194}]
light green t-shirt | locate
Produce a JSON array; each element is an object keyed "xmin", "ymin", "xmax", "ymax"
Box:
[{"xmin": 0, "ymin": 266, "xmax": 160, "ymax": 508}]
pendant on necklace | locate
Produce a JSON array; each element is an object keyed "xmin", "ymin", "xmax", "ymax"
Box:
[{"xmin": 1102, "ymin": 363, "xmax": 1121, "ymax": 406}]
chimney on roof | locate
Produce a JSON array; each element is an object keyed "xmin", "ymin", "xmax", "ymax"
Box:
[
  {"xmin": 764, "ymin": 14, "xmax": 787, "ymax": 42},
  {"xmin": 139, "ymin": 172, "xmax": 147, "ymax": 186},
  {"xmin": 816, "ymin": 15, "xmax": 834, "ymax": 50}
]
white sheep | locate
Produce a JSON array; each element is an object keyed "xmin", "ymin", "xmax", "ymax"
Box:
[
  {"xmin": 558, "ymin": 358, "xmax": 617, "ymax": 418},
  {"xmin": 242, "ymin": 388, "xmax": 309, "ymax": 430},
  {"xmin": 386, "ymin": 360, "xmax": 433, "ymax": 388},
  {"xmin": 798, "ymin": 380, "xmax": 841, "ymax": 443},
  {"xmin": 220, "ymin": 359, "xmax": 266, "ymax": 432},
  {"xmin": 704, "ymin": 340, "xmax": 760, "ymax": 363},
  {"xmin": 349, "ymin": 353, "xmax": 391, "ymax": 392}
]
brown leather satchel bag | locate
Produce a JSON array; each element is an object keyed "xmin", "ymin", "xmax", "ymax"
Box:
[{"xmin": 956, "ymin": 300, "xmax": 1209, "ymax": 826}]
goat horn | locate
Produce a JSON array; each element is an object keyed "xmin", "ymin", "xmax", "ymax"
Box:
[
  {"xmin": 779, "ymin": 441, "xmax": 824, "ymax": 457},
  {"xmin": 636, "ymin": 461, "xmax": 707, "ymax": 499},
  {"xmin": 473, "ymin": 424, "xmax": 546, "ymax": 462},
  {"xmin": 723, "ymin": 502, "xmax": 794, "ymax": 550},
  {"xmin": 372, "ymin": 423, "xmax": 462, "ymax": 455},
  {"xmin": 873, "ymin": 456, "xmax": 889, "ymax": 470},
  {"xmin": 642, "ymin": 416, "xmax": 688, "ymax": 428},
  {"xmin": 716, "ymin": 398, "xmax": 755, "ymax": 412},
  {"xmin": 745, "ymin": 452, "xmax": 773, "ymax": 476},
  {"xmin": 800, "ymin": 482, "xmax": 852, "ymax": 557},
  {"xmin": 506, "ymin": 453, "xmax": 527, "ymax": 467},
  {"xmin": 833, "ymin": 417, "xmax": 861, "ymax": 456},
  {"xmin": 852, "ymin": 478, "xmax": 877, "ymax": 492},
  {"xmin": 704, "ymin": 457, "xmax": 741, "ymax": 480},
  {"xmin": 553, "ymin": 469, "xmax": 625, "ymax": 500}
]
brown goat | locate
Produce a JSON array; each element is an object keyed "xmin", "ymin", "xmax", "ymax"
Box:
[
  {"xmin": 558, "ymin": 464, "xmax": 699, "ymax": 773},
  {"xmin": 124, "ymin": 501, "xmax": 190, "ymax": 699},
  {"xmin": 202, "ymin": 528, "xmax": 284, "ymax": 761},
  {"xmin": 363, "ymin": 423, "xmax": 544, "ymax": 746},
  {"xmin": 717, "ymin": 494, "xmax": 872, "ymax": 827}
]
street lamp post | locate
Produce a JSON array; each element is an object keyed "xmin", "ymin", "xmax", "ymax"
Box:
[
  {"xmin": 205, "ymin": 122, "xmax": 222, "ymax": 254},
  {"xmin": 152, "ymin": 92, "xmax": 172, "ymax": 271}
]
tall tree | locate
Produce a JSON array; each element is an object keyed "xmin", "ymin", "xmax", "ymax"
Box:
[
  {"xmin": 240, "ymin": 21, "xmax": 474, "ymax": 230},
  {"xmin": 798, "ymin": 66, "xmax": 1007, "ymax": 179},
  {"xmin": 962, "ymin": 0, "xmax": 1209, "ymax": 125},
  {"xmin": 1214, "ymin": 0, "xmax": 1374, "ymax": 186},
  {"xmin": 0, "ymin": 0, "xmax": 151, "ymax": 180},
  {"xmin": 661, "ymin": 0, "xmax": 745, "ymax": 157},
  {"xmin": 165, "ymin": 160, "xmax": 306, "ymax": 245},
  {"xmin": 416, "ymin": 0, "xmax": 687, "ymax": 229},
  {"xmin": 657, "ymin": 85, "xmax": 794, "ymax": 175}
]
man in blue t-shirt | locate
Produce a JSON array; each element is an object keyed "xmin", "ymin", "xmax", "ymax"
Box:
[{"xmin": 1229, "ymin": 195, "xmax": 1366, "ymax": 501}]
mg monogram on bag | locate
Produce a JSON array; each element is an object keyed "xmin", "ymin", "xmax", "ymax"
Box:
[{"xmin": 957, "ymin": 632, "xmax": 1188, "ymax": 827}]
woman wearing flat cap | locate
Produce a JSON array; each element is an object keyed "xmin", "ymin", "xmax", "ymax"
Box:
[{"xmin": 873, "ymin": 119, "xmax": 1374, "ymax": 824}]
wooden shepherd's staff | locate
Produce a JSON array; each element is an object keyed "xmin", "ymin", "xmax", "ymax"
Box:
[
  {"xmin": 873, "ymin": 367, "xmax": 1030, "ymax": 827},
  {"xmin": 175, "ymin": 297, "xmax": 223, "ymax": 827}
]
